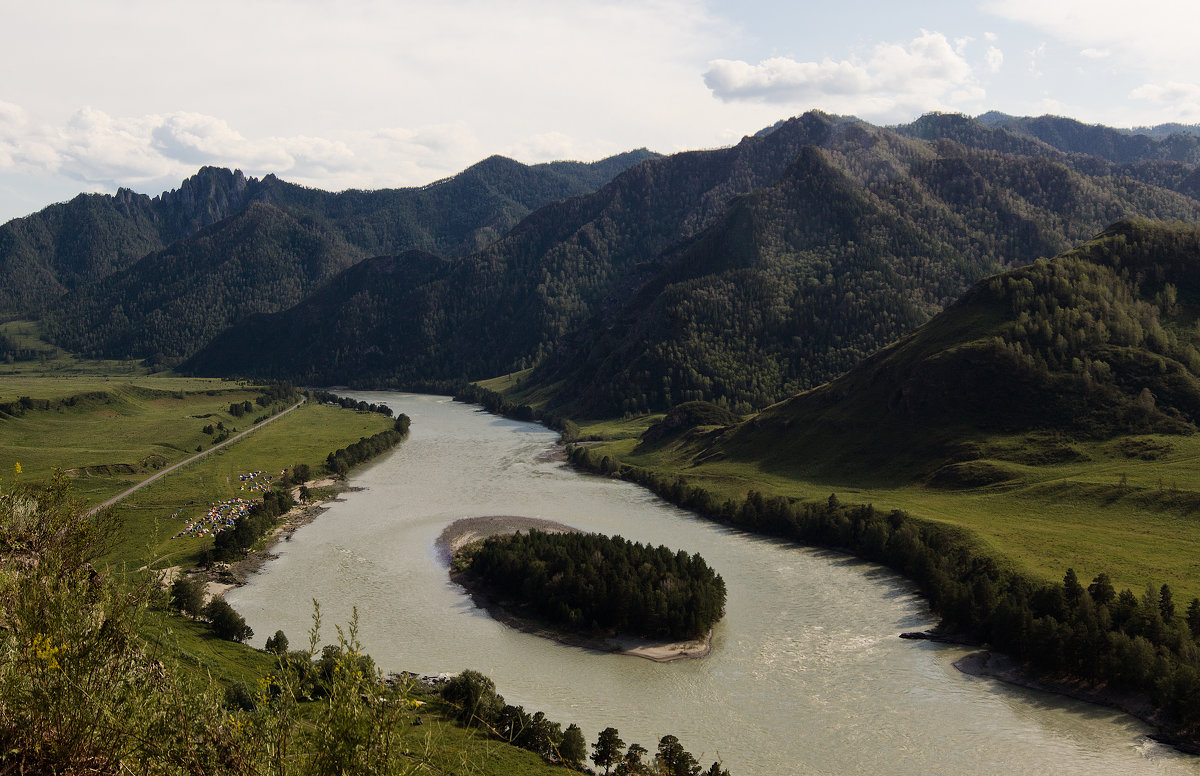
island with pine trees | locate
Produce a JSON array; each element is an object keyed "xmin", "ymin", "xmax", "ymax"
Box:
[{"xmin": 444, "ymin": 518, "xmax": 726, "ymax": 661}]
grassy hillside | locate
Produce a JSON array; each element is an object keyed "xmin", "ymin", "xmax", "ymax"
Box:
[{"xmin": 580, "ymin": 221, "xmax": 1200, "ymax": 601}]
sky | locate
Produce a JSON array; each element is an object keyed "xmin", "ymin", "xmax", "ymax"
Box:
[{"xmin": 1, "ymin": 0, "xmax": 1199, "ymax": 224}]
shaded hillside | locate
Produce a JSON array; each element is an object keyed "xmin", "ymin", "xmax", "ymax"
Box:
[
  {"xmin": 186, "ymin": 114, "xmax": 1200, "ymax": 401},
  {"xmin": 2, "ymin": 152, "xmax": 654, "ymax": 318},
  {"xmin": 182, "ymin": 250, "xmax": 450, "ymax": 382},
  {"xmin": 185, "ymin": 112, "xmax": 858, "ymax": 382},
  {"xmin": 43, "ymin": 203, "xmax": 362, "ymax": 367},
  {"xmin": 973, "ymin": 113, "xmax": 1200, "ymax": 164},
  {"xmin": 707, "ymin": 221, "xmax": 1200, "ymax": 482},
  {"xmin": 534, "ymin": 125, "xmax": 1200, "ymax": 416},
  {"xmin": 903, "ymin": 113, "xmax": 1200, "ymax": 202}
]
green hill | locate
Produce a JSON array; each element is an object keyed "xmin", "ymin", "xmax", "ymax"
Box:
[{"xmin": 704, "ymin": 220, "xmax": 1200, "ymax": 482}]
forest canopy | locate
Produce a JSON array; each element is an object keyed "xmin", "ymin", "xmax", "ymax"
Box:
[{"xmin": 455, "ymin": 530, "xmax": 726, "ymax": 641}]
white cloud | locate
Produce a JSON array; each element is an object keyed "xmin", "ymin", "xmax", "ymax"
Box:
[
  {"xmin": 984, "ymin": 0, "xmax": 1200, "ymax": 73},
  {"xmin": 1, "ymin": 0, "xmax": 790, "ymax": 221},
  {"xmin": 1027, "ymin": 42, "xmax": 1046, "ymax": 78},
  {"xmin": 1080, "ymin": 48, "xmax": 1110, "ymax": 59},
  {"xmin": 703, "ymin": 31, "xmax": 982, "ymax": 120},
  {"xmin": 1131, "ymin": 82, "xmax": 1200, "ymax": 120},
  {"xmin": 985, "ymin": 46, "xmax": 1004, "ymax": 73}
]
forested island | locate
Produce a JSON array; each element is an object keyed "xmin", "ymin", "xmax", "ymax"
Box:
[{"xmin": 452, "ymin": 529, "xmax": 726, "ymax": 647}]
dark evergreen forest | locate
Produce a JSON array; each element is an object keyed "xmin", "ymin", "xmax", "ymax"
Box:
[{"xmin": 456, "ymin": 530, "xmax": 726, "ymax": 641}]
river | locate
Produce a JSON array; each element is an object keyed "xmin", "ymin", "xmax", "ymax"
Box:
[{"xmin": 228, "ymin": 393, "xmax": 1196, "ymax": 774}]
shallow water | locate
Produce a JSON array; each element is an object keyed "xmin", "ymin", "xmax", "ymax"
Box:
[{"xmin": 229, "ymin": 393, "xmax": 1197, "ymax": 774}]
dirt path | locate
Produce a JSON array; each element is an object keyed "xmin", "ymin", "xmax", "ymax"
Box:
[{"xmin": 87, "ymin": 397, "xmax": 305, "ymax": 516}]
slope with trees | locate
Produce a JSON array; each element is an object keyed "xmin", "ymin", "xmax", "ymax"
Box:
[
  {"xmin": 1, "ymin": 151, "xmax": 655, "ymax": 320},
  {"xmin": 181, "ymin": 112, "xmax": 1200, "ymax": 407}
]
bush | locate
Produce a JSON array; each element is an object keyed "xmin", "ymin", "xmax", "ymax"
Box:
[
  {"xmin": 204, "ymin": 597, "xmax": 253, "ymax": 642},
  {"xmin": 170, "ymin": 575, "xmax": 206, "ymax": 617},
  {"xmin": 440, "ymin": 669, "xmax": 504, "ymax": 728},
  {"xmin": 265, "ymin": 629, "xmax": 289, "ymax": 655}
]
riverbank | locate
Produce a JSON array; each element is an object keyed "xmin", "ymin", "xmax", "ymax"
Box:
[
  {"xmin": 439, "ymin": 515, "xmax": 714, "ymax": 663},
  {"xmin": 901, "ymin": 627, "xmax": 1185, "ymax": 749},
  {"xmin": 202, "ymin": 478, "xmax": 356, "ymax": 599},
  {"xmin": 952, "ymin": 649, "xmax": 1199, "ymax": 754}
]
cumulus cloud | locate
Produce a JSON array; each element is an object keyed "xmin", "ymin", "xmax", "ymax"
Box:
[
  {"xmin": 0, "ymin": 104, "xmax": 402, "ymax": 193},
  {"xmin": 1080, "ymin": 48, "xmax": 1110, "ymax": 59},
  {"xmin": 703, "ymin": 30, "xmax": 981, "ymax": 119}
]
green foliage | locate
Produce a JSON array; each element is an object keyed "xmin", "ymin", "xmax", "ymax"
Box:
[
  {"xmin": 0, "ymin": 472, "xmax": 246, "ymax": 773},
  {"xmin": 265, "ymin": 629, "xmax": 290, "ymax": 655},
  {"xmin": 170, "ymin": 574, "xmax": 206, "ymax": 617},
  {"xmin": 204, "ymin": 597, "xmax": 254, "ymax": 643},
  {"xmin": 440, "ymin": 669, "xmax": 505, "ymax": 729},
  {"xmin": 592, "ymin": 727, "xmax": 625, "ymax": 774},
  {"xmin": 459, "ymin": 530, "xmax": 725, "ymax": 640},
  {"xmin": 559, "ymin": 724, "xmax": 586, "ymax": 769},
  {"xmin": 324, "ymin": 416, "xmax": 411, "ymax": 477}
]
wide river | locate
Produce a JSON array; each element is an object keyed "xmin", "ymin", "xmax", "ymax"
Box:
[{"xmin": 229, "ymin": 393, "xmax": 1196, "ymax": 774}]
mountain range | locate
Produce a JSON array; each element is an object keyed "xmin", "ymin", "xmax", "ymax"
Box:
[{"xmin": 5, "ymin": 112, "xmax": 1200, "ymax": 420}]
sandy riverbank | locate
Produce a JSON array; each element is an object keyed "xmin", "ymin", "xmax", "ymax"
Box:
[{"xmin": 440, "ymin": 515, "xmax": 714, "ymax": 663}]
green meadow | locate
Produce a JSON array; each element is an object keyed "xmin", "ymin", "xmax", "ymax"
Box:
[{"xmin": 582, "ymin": 423, "xmax": 1200, "ymax": 605}]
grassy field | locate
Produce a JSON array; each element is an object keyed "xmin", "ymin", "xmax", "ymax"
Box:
[
  {"xmin": 1, "ymin": 382, "xmax": 275, "ymax": 502},
  {"xmin": 581, "ymin": 421, "xmax": 1200, "ymax": 604},
  {"xmin": 109, "ymin": 401, "xmax": 393, "ymax": 569}
]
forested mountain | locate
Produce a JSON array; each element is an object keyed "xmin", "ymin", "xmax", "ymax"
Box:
[
  {"xmin": 181, "ymin": 249, "xmax": 450, "ymax": 381},
  {"xmin": 903, "ymin": 113, "xmax": 1200, "ymax": 202},
  {"xmin": 0, "ymin": 151, "xmax": 655, "ymax": 319},
  {"xmin": 43, "ymin": 203, "xmax": 362, "ymax": 368},
  {"xmin": 181, "ymin": 113, "xmax": 1200, "ymax": 407},
  {"xmin": 184, "ymin": 112, "xmax": 861, "ymax": 382},
  {"xmin": 700, "ymin": 220, "xmax": 1200, "ymax": 481},
  {"xmin": 973, "ymin": 113, "xmax": 1200, "ymax": 163},
  {"xmin": 532, "ymin": 131, "xmax": 1200, "ymax": 415}
]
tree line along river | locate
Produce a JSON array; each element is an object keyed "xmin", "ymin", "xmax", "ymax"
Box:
[{"xmin": 228, "ymin": 393, "xmax": 1194, "ymax": 774}]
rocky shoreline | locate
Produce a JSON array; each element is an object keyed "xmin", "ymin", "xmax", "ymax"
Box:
[{"xmin": 440, "ymin": 515, "xmax": 714, "ymax": 663}]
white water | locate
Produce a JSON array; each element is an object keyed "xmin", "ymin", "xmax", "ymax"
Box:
[{"xmin": 229, "ymin": 393, "xmax": 1197, "ymax": 774}]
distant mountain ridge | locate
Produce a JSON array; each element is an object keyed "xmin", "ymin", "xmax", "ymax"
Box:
[
  {"xmin": 10, "ymin": 110, "xmax": 1200, "ymax": 418},
  {"xmin": 0, "ymin": 150, "xmax": 658, "ymax": 316}
]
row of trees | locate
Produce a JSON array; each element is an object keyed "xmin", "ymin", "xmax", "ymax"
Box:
[
  {"xmin": 308, "ymin": 390, "xmax": 395, "ymax": 416},
  {"xmin": 569, "ymin": 444, "xmax": 1200, "ymax": 740},
  {"xmin": 169, "ymin": 576, "xmax": 254, "ymax": 642},
  {"xmin": 439, "ymin": 669, "xmax": 730, "ymax": 774},
  {"xmin": 201, "ymin": 487, "xmax": 296, "ymax": 565},
  {"xmin": 323, "ymin": 414, "xmax": 411, "ymax": 476},
  {"xmin": 458, "ymin": 530, "xmax": 725, "ymax": 640}
]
